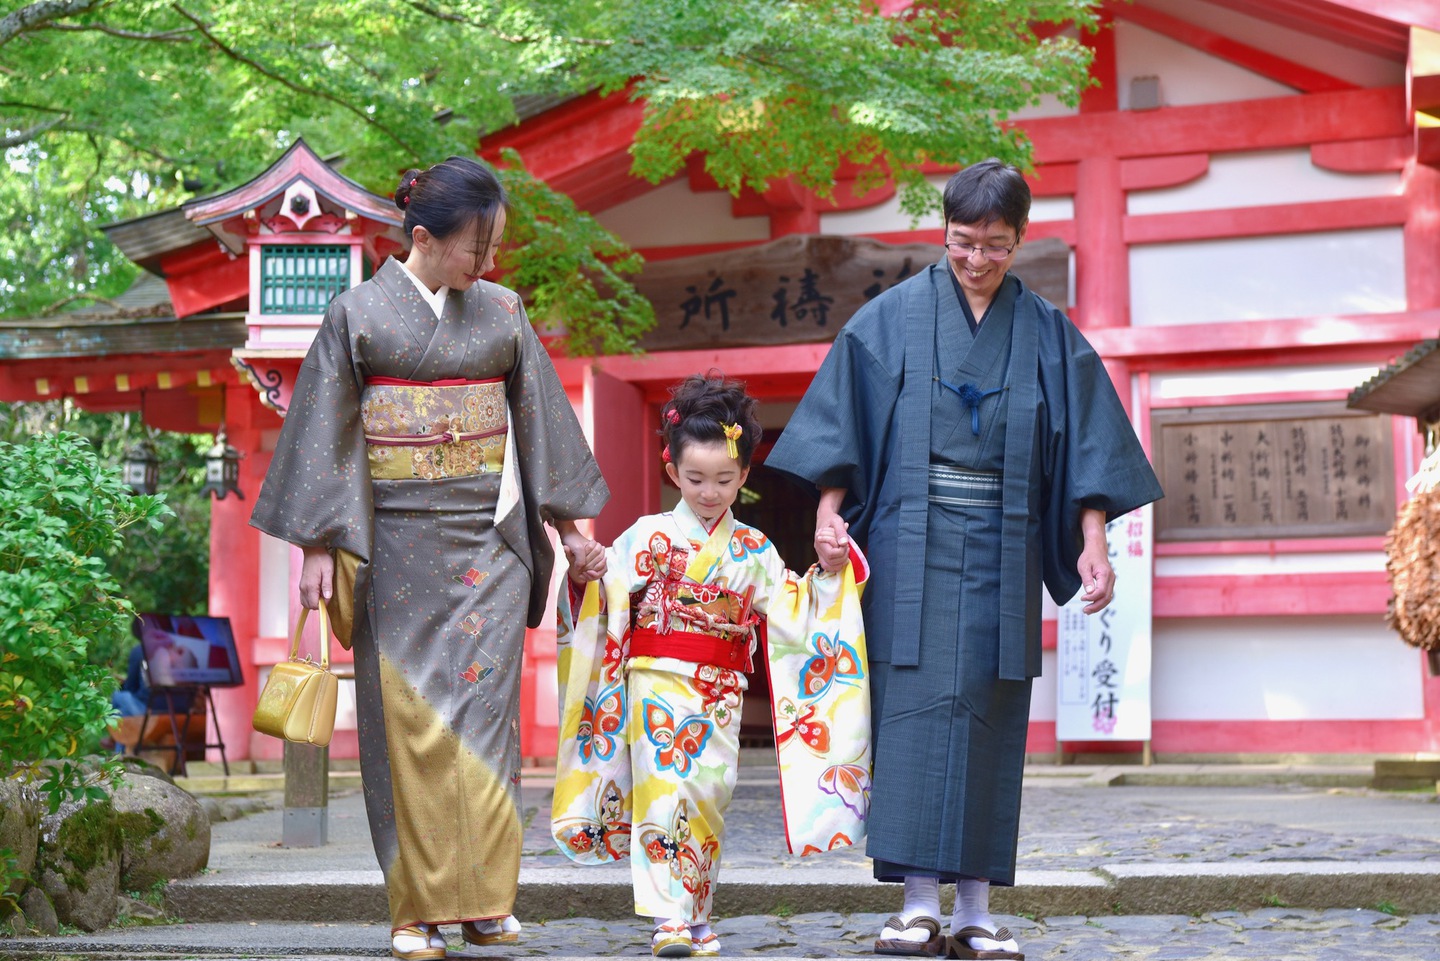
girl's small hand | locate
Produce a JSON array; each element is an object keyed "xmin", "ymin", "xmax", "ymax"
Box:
[
  {"xmin": 562, "ymin": 532, "xmax": 605, "ymax": 583},
  {"xmin": 814, "ymin": 524, "xmax": 849, "ymax": 573}
]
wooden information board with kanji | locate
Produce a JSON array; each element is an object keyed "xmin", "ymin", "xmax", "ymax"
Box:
[{"xmin": 1152, "ymin": 402, "xmax": 1394, "ymax": 541}]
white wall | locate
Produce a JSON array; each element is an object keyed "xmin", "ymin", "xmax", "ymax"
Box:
[
  {"xmin": 1151, "ymin": 616, "xmax": 1423, "ymax": 721},
  {"xmin": 1149, "ymin": 363, "xmax": 1383, "ymax": 401},
  {"xmin": 1129, "ymin": 228, "xmax": 1406, "ymax": 326},
  {"xmin": 1115, "ymin": 20, "xmax": 1296, "ymax": 108},
  {"xmin": 595, "ymin": 178, "xmax": 770, "ymax": 247}
]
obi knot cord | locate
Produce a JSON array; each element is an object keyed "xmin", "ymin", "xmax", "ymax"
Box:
[{"xmin": 936, "ymin": 378, "xmax": 1006, "ymax": 435}]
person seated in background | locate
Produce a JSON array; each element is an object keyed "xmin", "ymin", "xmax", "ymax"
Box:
[{"xmin": 110, "ymin": 639, "xmax": 150, "ymax": 717}]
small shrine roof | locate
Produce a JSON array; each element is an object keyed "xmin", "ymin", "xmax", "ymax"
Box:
[{"xmin": 1348, "ymin": 333, "xmax": 1440, "ymax": 422}]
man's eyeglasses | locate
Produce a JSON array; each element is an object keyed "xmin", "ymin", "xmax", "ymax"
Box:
[{"xmin": 944, "ymin": 240, "xmax": 1017, "ymax": 262}]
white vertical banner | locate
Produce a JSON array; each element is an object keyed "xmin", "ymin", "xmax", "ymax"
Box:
[{"xmin": 1056, "ymin": 504, "xmax": 1154, "ymax": 742}]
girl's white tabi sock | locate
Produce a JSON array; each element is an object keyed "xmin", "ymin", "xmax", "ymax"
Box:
[
  {"xmin": 690, "ymin": 922, "xmax": 713, "ymax": 940},
  {"xmin": 952, "ymin": 879, "xmax": 1019, "ymax": 953},
  {"xmin": 882, "ymin": 875, "xmax": 941, "ymax": 943}
]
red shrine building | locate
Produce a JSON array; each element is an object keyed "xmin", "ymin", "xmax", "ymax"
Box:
[{"xmin": 3, "ymin": 0, "xmax": 1440, "ymax": 765}]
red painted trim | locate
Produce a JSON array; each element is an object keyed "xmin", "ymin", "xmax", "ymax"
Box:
[
  {"xmin": 633, "ymin": 240, "xmax": 766, "ymax": 262},
  {"xmin": 1152, "ymin": 571, "xmax": 1390, "ymax": 618},
  {"xmin": 1153, "ymin": 536, "xmax": 1387, "ymax": 556},
  {"xmin": 864, "ymin": 221, "xmax": 1076, "ymax": 248},
  {"xmin": 1120, "ymin": 154, "xmax": 1209, "ymax": 191},
  {"xmin": 1080, "ymin": 11, "xmax": 1118, "ymax": 114},
  {"xmin": 1035, "ymin": 717, "xmax": 1438, "ymax": 755},
  {"xmin": 245, "ymin": 234, "xmax": 362, "ymax": 246},
  {"xmin": 1311, "ymin": 137, "xmax": 1410, "ymax": 173},
  {"xmin": 1113, "ymin": 1, "xmax": 1358, "ymax": 94},
  {"xmin": 1198, "ymin": 0, "xmax": 1406, "ymax": 62},
  {"xmin": 1022, "ymin": 87, "xmax": 1407, "ymax": 164},
  {"xmin": 165, "ymin": 255, "xmax": 250, "ymax": 319},
  {"xmin": 1084, "ymin": 309, "xmax": 1440, "ymax": 362},
  {"xmin": 552, "ymin": 343, "xmax": 833, "ymax": 398},
  {"xmin": 1041, "ymin": 618, "xmax": 1057, "ymax": 652},
  {"xmin": 1030, "ymin": 163, "xmax": 1078, "ymax": 197},
  {"xmin": 1413, "ymin": 73, "xmax": 1440, "ymax": 115},
  {"xmin": 1123, "ymin": 195, "xmax": 1407, "ymax": 244},
  {"xmin": 1148, "ymin": 388, "xmax": 1355, "ymax": 409}
]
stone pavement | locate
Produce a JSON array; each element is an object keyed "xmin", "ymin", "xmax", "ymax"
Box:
[{"xmin": 7, "ymin": 757, "xmax": 1440, "ymax": 959}]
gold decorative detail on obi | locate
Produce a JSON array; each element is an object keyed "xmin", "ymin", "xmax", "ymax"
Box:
[{"xmin": 361, "ymin": 380, "xmax": 508, "ymax": 480}]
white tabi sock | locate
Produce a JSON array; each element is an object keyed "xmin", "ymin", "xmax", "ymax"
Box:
[
  {"xmin": 952, "ymin": 879, "xmax": 1019, "ymax": 953},
  {"xmin": 881, "ymin": 875, "xmax": 941, "ymax": 943}
]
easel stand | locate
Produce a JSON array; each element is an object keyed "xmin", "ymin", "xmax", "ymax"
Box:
[
  {"xmin": 1053, "ymin": 740, "xmax": 1154, "ymax": 766},
  {"xmin": 130, "ymin": 685, "xmax": 230, "ymax": 777}
]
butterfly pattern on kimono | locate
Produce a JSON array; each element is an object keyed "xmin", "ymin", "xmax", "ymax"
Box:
[
  {"xmin": 799, "ymin": 630, "xmax": 864, "ymax": 701},
  {"xmin": 554, "ymin": 778, "xmax": 632, "ymax": 862},
  {"xmin": 818, "ymin": 761, "xmax": 871, "ymax": 821},
  {"xmin": 690, "ymin": 663, "xmax": 742, "ymax": 722},
  {"xmin": 727, "ymin": 526, "xmax": 769, "ymax": 562},
  {"xmin": 774, "ymin": 696, "xmax": 831, "ymax": 754},
  {"xmin": 639, "ymin": 799, "xmax": 719, "ymax": 901},
  {"xmin": 578, "ymin": 682, "xmax": 626, "ymax": 763},
  {"xmin": 642, "ymin": 695, "xmax": 714, "ymax": 778}
]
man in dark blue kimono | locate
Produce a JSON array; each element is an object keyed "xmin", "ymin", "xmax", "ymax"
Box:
[{"xmin": 766, "ymin": 159, "xmax": 1163, "ymax": 960}]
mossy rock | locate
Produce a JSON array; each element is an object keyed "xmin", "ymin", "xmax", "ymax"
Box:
[
  {"xmin": 112, "ymin": 775, "xmax": 210, "ymax": 890},
  {"xmin": 37, "ymin": 798, "xmax": 121, "ymax": 932},
  {"xmin": 0, "ymin": 778, "xmax": 42, "ymax": 905}
]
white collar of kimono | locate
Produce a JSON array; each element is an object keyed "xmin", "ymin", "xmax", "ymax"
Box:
[
  {"xmin": 672, "ymin": 498, "xmax": 734, "ymax": 541},
  {"xmin": 397, "ymin": 256, "xmax": 450, "ymax": 320}
]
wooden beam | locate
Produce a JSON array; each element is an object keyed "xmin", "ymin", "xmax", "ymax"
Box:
[
  {"xmin": 1311, "ymin": 137, "xmax": 1411, "ymax": 172},
  {"xmin": 1022, "ymin": 86, "xmax": 1407, "ymax": 164},
  {"xmin": 1114, "ymin": 1, "xmax": 1358, "ymax": 94},
  {"xmin": 1084, "ymin": 308, "xmax": 1440, "ymax": 361},
  {"xmin": 1120, "ymin": 154, "xmax": 1209, "ymax": 191},
  {"xmin": 1081, "ymin": 9, "xmax": 1118, "ymax": 114},
  {"xmin": 1123, "ymin": 194, "xmax": 1408, "ymax": 244}
]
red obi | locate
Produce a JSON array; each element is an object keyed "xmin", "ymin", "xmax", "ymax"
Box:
[{"xmin": 628, "ymin": 628, "xmax": 752, "ymax": 673}]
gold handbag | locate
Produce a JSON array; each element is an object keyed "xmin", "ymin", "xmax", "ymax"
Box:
[{"xmin": 252, "ymin": 605, "xmax": 339, "ymax": 747}]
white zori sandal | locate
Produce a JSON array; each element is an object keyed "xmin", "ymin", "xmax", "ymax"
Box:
[
  {"xmin": 391, "ymin": 923, "xmax": 445, "ymax": 960},
  {"xmin": 461, "ymin": 915, "xmax": 522, "ymax": 945},
  {"xmin": 652, "ymin": 918, "xmax": 693, "ymax": 957}
]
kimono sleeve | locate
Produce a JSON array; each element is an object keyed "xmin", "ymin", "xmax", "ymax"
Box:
[
  {"xmin": 249, "ymin": 301, "xmax": 373, "ymax": 565},
  {"xmin": 504, "ymin": 306, "xmax": 611, "ymax": 626},
  {"xmin": 551, "ymin": 527, "xmax": 648, "ymax": 865},
  {"xmin": 751, "ymin": 537, "xmax": 874, "ymax": 857},
  {"xmin": 764, "ymin": 318, "xmax": 902, "ymax": 537},
  {"xmin": 1038, "ymin": 309, "xmax": 1165, "ymax": 603}
]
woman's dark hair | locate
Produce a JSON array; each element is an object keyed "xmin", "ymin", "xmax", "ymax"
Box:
[
  {"xmin": 394, "ymin": 156, "xmax": 507, "ymax": 268},
  {"xmin": 660, "ymin": 371, "xmax": 763, "ymax": 469},
  {"xmin": 942, "ymin": 158, "xmax": 1031, "ymax": 236}
]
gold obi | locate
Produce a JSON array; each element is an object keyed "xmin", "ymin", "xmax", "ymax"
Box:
[{"xmin": 360, "ymin": 376, "xmax": 507, "ymax": 480}]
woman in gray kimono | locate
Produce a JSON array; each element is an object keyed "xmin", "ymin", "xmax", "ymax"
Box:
[
  {"xmin": 766, "ymin": 159, "xmax": 1162, "ymax": 961},
  {"xmin": 251, "ymin": 157, "xmax": 609, "ymax": 961}
]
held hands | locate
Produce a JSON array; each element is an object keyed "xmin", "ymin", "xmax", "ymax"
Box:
[
  {"xmin": 814, "ymin": 509, "xmax": 850, "ymax": 573},
  {"xmin": 298, "ymin": 545, "xmax": 334, "ymax": 610},
  {"xmin": 562, "ymin": 530, "xmax": 606, "ymax": 584}
]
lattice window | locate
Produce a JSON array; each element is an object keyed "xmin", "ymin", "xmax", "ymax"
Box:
[{"xmin": 259, "ymin": 245, "xmax": 351, "ymax": 314}]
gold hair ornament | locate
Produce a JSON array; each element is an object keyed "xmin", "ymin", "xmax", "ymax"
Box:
[{"xmin": 722, "ymin": 423, "xmax": 743, "ymax": 460}]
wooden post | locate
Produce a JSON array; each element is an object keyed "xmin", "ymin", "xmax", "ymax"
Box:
[
  {"xmin": 282, "ymin": 742, "xmax": 329, "ymax": 847},
  {"xmin": 1142, "ymin": 740, "xmax": 1154, "ymax": 767}
]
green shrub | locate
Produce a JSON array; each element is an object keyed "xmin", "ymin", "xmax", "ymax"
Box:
[{"xmin": 0, "ymin": 431, "xmax": 169, "ymax": 811}]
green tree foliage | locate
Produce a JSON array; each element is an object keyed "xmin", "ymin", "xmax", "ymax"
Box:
[
  {"xmin": 0, "ymin": 0, "xmax": 1098, "ymax": 351},
  {"xmin": 0, "ymin": 402, "xmax": 212, "ymax": 618},
  {"xmin": 0, "ymin": 429, "xmax": 170, "ymax": 810}
]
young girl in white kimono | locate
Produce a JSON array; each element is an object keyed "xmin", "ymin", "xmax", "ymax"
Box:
[{"xmin": 552, "ymin": 373, "xmax": 872, "ymax": 957}]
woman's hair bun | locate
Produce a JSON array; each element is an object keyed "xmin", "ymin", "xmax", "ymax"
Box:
[{"xmin": 394, "ymin": 168, "xmax": 422, "ymax": 211}]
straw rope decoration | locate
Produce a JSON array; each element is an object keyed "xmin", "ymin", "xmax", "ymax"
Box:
[{"xmin": 1386, "ymin": 445, "xmax": 1440, "ymax": 652}]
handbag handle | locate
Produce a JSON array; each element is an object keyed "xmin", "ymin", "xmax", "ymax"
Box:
[{"xmin": 290, "ymin": 604, "xmax": 332, "ymax": 671}]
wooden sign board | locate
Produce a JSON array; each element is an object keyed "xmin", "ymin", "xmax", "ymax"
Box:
[
  {"xmin": 633, "ymin": 234, "xmax": 1069, "ymax": 352},
  {"xmin": 1152, "ymin": 402, "xmax": 1395, "ymax": 541}
]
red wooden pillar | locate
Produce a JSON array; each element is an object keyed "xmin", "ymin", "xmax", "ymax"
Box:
[
  {"xmin": 207, "ymin": 385, "xmax": 268, "ymax": 763},
  {"xmin": 1403, "ymin": 159, "xmax": 1440, "ymax": 310},
  {"xmin": 1073, "ymin": 155, "xmax": 1127, "ymax": 329}
]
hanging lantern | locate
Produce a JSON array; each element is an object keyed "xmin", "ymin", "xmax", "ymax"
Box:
[
  {"xmin": 122, "ymin": 438, "xmax": 159, "ymax": 495},
  {"xmin": 200, "ymin": 427, "xmax": 244, "ymax": 500}
]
